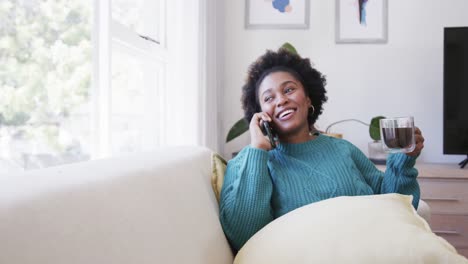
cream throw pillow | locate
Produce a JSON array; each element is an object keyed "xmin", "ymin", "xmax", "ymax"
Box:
[
  {"xmin": 211, "ymin": 153, "xmax": 227, "ymax": 203},
  {"xmin": 235, "ymin": 194, "xmax": 468, "ymax": 264}
]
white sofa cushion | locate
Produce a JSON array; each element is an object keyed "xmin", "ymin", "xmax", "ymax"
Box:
[{"xmin": 0, "ymin": 146, "xmax": 233, "ymax": 264}]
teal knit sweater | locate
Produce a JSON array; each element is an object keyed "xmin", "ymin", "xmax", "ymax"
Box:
[{"xmin": 219, "ymin": 134, "xmax": 420, "ymax": 251}]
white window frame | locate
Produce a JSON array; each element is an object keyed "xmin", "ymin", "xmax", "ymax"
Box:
[{"xmin": 92, "ymin": 0, "xmax": 167, "ymax": 159}]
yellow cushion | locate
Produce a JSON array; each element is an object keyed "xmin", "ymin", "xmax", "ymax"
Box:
[
  {"xmin": 235, "ymin": 194, "xmax": 468, "ymax": 264},
  {"xmin": 211, "ymin": 153, "xmax": 227, "ymax": 203}
]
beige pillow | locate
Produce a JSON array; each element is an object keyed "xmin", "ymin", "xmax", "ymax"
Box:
[
  {"xmin": 235, "ymin": 194, "xmax": 468, "ymax": 264},
  {"xmin": 211, "ymin": 153, "xmax": 227, "ymax": 203}
]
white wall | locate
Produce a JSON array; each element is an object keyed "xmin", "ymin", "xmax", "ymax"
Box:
[{"xmin": 221, "ymin": 0, "xmax": 468, "ymax": 164}]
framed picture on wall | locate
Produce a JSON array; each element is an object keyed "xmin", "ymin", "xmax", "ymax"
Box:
[
  {"xmin": 245, "ymin": 0, "xmax": 310, "ymax": 29},
  {"xmin": 336, "ymin": 0, "xmax": 388, "ymax": 43}
]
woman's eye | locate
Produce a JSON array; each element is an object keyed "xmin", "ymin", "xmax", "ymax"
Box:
[
  {"xmin": 264, "ymin": 96, "xmax": 273, "ymax": 102},
  {"xmin": 285, "ymin": 87, "xmax": 294, "ymax": 93}
]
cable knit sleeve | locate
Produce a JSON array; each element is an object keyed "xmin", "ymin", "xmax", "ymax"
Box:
[
  {"xmin": 350, "ymin": 142, "xmax": 420, "ymax": 209},
  {"xmin": 219, "ymin": 146, "xmax": 274, "ymax": 251},
  {"xmin": 382, "ymin": 153, "xmax": 420, "ymax": 208}
]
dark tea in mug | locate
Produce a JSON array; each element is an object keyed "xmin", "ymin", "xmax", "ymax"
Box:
[
  {"xmin": 382, "ymin": 127, "xmax": 414, "ymax": 149},
  {"xmin": 380, "ymin": 117, "xmax": 415, "ymax": 153}
]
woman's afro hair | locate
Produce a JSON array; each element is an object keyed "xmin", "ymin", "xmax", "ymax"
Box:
[{"xmin": 241, "ymin": 48, "xmax": 328, "ymax": 127}]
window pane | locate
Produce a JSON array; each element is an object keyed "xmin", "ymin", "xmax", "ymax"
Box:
[
  {"xmin": 112, "ymin": 0, "xmax": 160, "ymax": 42},
  {"xmin": 111, "ymin": 45, "xmax": 161, "ymax": 154},
  {"xmin": 0, "ymin": 0, "xmax": 92, "ymax": 171}
]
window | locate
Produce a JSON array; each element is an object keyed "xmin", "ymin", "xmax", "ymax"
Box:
[
  {"xmin": 110, "ymin": 42, "xmax": 164, "ymax": 154},
  {"xmin": 0, "ymin": 0, "xmax": 93, "ymax": 170},
  {"xmin": 96, "ymin": 0, "xmax": 167, "ymax": 157},
  {"xmin": 112, "ymin": 0, "xmax": 161, "ymax": 44},
  {"xmin": 0, "ymin": 0, "xmax": 169, "ymax": 171}
]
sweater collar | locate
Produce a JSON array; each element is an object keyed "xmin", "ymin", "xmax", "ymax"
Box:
[{"xmin": 275, "ymin": 133, "xmax": 327, "ymax": 155}]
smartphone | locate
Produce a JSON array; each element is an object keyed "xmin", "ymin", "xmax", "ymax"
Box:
[{"xmin": 261, "ymin": 121, "xmax": 277, "ymax": 149}]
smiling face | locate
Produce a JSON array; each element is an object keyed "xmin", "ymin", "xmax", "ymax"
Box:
[{"xmin": 257, "ymin": 71, "xmax": 312, "ymax": 142}]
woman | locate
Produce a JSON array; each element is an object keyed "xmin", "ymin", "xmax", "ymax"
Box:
[{"xmin": 219, "ymin": 49, "xmax": 425, "ymax": 252}]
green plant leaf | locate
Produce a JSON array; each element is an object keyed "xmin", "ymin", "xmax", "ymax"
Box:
[
  {"xmin": 369, "ymin": 116, "xmax": 386, "ymax": 141},
  {"xmin": 280, "ymin": 42, "xmax": 298, "ymax": 55},
  {"xmin": 226, "ymin": 118, "xmax": 249, "ymax": 143}
]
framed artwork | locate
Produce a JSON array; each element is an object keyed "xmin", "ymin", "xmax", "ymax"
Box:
[
  {"xmin": 335, "ymin": 0, "xmax": 388, "ymax": 43},
  {"xmin": 245, "ymin": 0, "xmax": 310, "ymax": 29}
]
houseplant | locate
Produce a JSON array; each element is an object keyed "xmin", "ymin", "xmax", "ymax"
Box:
[{"xmin": 367, "ymin": 116, "xmax": 388, "ymax": 164}]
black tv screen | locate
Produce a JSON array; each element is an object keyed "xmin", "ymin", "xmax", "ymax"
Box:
[{"xmin": 443, "ymin": 27, "xmax": 468, "ymax": 155}]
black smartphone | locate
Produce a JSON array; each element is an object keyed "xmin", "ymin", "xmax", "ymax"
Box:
[{"xmin": 261, "ymin": 121, "xmax": 277, "ymax": 149}]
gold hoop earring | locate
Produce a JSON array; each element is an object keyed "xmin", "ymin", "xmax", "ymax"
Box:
[{"xmin": 309, "ymin": 105, "xmax": 315, "ymax": 115}]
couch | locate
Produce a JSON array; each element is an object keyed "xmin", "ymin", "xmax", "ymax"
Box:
[
  {"xmin": 0, "ymin": 146, "xmax": 434, "ymax": 264},
  {"xmin": 0, "ymin": 146, "xmax": 233, "ymax": 264}
]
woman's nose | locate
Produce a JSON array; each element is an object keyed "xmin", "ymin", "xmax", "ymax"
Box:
[{"xmin": 276, "ymin": 94, "xmax": 288, "ymax": 106}]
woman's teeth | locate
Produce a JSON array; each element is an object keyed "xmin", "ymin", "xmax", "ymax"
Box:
[{"xmin": 279, "ymin": 109, "xmax": 294, "ymax": 118}]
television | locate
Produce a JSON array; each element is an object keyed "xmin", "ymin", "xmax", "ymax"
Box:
[{"xmin": 443, "ymin": 27, "xmax": 468, "ymax": 168}]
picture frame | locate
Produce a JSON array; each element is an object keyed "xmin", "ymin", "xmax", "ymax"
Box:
[
  {"xmin": 335, "ymin": 0, "xmax": 388, "ymax": 43},
  {"xmin": 245, "ymin": 0, "xmax": 310, "ymax": 29}
]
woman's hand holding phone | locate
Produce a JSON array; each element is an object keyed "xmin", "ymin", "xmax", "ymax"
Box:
[{"xmin": 250, "ymin": 112, "xmax": 276, "ymax": 151}]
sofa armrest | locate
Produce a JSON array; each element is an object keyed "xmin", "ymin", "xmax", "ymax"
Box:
[
  {"xmin": 0, "ymin": 146, "xmax": 233, "ymax": 264},
  {"xmin": 417, "ymin": 199, "xmax": 431, "ymax": 224}
]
